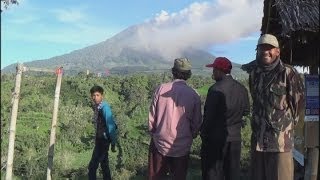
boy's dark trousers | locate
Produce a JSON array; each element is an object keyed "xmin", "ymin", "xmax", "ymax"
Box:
[{"xmin": 88, "ymin": 138, "xmax": 111, "ymax": 180}]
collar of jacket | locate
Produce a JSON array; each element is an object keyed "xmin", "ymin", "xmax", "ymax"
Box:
[
  {"xmin": 216, "ymin": 74, "xmax": 233, "ymax": 82},
  {"xmin": 258, "ymin": 57, "xmax": 280, "ymax": 72},
  {"xmin": 255, "ymin": 59, "xmax": 286, "ymax": 89},
  {"xmin": 256, "ymin": 58, "xmax": 285, "ymax": 73},
  {"xmin": 172, "ymin": 79, "xmax": 187, "ymax": 84},
  {"xmin": 97, "ymin": 101, "xmax": 107, "ymax": 110},
  {"xmin": 224, "ymin": 74, "xmax": 233, "ymax": 80}
]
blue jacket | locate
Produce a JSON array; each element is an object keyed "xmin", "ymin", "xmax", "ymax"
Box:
[{"xmin": 96, "ymin": 101, "xmax": 117, "ymax": 145}]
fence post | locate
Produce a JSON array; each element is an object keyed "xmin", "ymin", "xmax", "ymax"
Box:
[
  {"xmin": 46, "ymin": 67, "xmax": 63, "ymax": 180},
  {"xmin": 5, "ymin": 63, "xmax": 24, "ymax": 180}
]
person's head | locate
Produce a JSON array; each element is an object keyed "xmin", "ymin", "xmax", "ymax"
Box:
[
  {"xmin": 171, "ymin": 58, "xmax": 192, "ymax": 80},
  {"xmin": 90, "ymin": 85, "xmax": 104, "ymax": 105},
  {"xmin": 206, "ymin": 57, "xmax": 232, "ymax": 81},
  {"xmin": 256, "ymin": 34, "xmax": 280, "ymax": 65}
]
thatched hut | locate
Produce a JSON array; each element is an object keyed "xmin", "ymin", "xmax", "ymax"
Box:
[{"xmin": 242, "ymin": 0, "xmax": 319, "ymax": 73}]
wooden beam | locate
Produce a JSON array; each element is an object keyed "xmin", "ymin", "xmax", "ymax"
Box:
[{"xmin": 23, "ymin": 67, "xmax": 56, "ymax": 73}]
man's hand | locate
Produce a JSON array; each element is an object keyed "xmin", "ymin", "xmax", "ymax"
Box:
[{"xmin": 111, "ymin": 144, "xmax": 116, "ymax": 152}]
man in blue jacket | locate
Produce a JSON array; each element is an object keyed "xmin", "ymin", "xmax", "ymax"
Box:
[{"xmin": 88, "ymin": 85, "xmax": 117, "ymax": 180}]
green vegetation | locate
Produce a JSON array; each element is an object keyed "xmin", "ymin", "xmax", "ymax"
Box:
[{"xmin": 1, "ymin": 73, "xmax": 251, "ymax": 179}]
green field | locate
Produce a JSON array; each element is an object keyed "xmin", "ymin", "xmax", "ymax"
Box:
[{"xmin": 1, "ymin": 73, "xmax": 251, "ymax": 179}]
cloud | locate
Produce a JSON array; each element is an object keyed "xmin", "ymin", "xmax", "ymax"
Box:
[
  {"xmin": 3, "ymin": 22, "xmax": 117, "ymax": 45},
  {"xmin": 2, "ymin": 0, "xmax": 40, "ymax": 24},
  {"xmin": 8, "ymin": 15, "xmax": 39, "ymax": 24},
  {"xmin": 2, "ymin": 0, "xmax": 264, "ymax": 65},
  {"xmin": 239, "ymin": 33, "xmax": 261, "ymax": 41},
  {"xmin": 51, "ymin": 7, "xmax": 87, "ymax": 23},
  {"xmin": 2, "ymin": 3, "xmax": 118, "ymax": 46},
  {"xmin": 128, "ymin": 0, "xmax": 264, "ymax": 59}
]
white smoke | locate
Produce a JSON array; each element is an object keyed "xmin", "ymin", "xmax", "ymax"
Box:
[{"xmin": 127, "ymin": 0, "xmax": 263, "ymax": 59}]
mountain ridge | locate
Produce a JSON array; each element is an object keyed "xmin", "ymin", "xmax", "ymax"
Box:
[{"xmin": 2, "ymin": 25, "xmax": 247, "ymax": 78}]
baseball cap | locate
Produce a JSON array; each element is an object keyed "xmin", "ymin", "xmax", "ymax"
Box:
[
  {"xmin": 206, "ymin": 57, "xmax": 232, "ymax": 74},
  {"xmin": 257, "ymin": 34, "xmax": 279, "ymax": 48},
  {"xmin": 173, "ymin": 58, "xmax": 192, "ymax": 71}
]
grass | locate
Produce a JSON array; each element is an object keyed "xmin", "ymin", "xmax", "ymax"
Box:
[{"xmin": 196, "ymin": 84, "xmax": 211, "ymax": 96}]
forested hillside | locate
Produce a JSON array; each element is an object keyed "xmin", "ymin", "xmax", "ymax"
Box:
[{"xmin": 1, "ymin": 73, "xmax": 251, "ymax": 179}]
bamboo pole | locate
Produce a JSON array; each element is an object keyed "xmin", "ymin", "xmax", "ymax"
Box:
[
  {"xmin": 46, "ymin": 67, "xmax": 63, "ymax": 180},
  {"xmin": 5, "ymin": 63, "xmax": 24, "ymax": 180}
]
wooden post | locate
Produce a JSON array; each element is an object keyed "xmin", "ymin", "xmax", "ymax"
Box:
[
  {"xmin": 305, "ymin": 148, "xmax": 319, "ymax": 180},
  {"xmin": 304, "ymin": 66, "xmax": 319, "ymax": 180},
  {"xmin": 46, "ymin": 67, "xmax": 63, "ymax": 180},
  {"xmin": 5, "ymin": 63, "xmax": 24, "ymax": 180},
  {"xmin": 265, "ymin": 0, "xmax": 272, "ymax": 33}
]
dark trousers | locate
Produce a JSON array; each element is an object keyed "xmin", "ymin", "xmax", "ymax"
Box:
[
  {"xmin": 223, "ymin": 141, "xmax": 241, "ymax": 180},
  {"xmin": 88, "ymin": 138, "xmax": 111, "ymax": 180},
  {"xmin": 148, "ymin": 139, "xmax": 190, "ymax": 180},
  {"xmin": 250, "ymin": 150, "xmax": 293, "ymax": 180},
  {"xmin": 201, "ymin": 141, "xmax": 241, "ymax": 180}
]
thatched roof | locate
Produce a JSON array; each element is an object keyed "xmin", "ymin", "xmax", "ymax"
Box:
[
  {"xmin": 261, "ymin": 0, "xmax": 319, "ymax": 36},
  {"xmin": 263, "ymin": 0, "xmax": 319, "ymax": 35},
  {"xmin": 242, "ymin": 0, "xmax": 319, "ymax": 72}
]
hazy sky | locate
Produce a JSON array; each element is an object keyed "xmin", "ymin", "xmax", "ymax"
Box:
[{"xmin": 1, "ymin": 0, "xmax": 264, "ymax": 68}]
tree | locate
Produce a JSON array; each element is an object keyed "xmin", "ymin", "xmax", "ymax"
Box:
[{"xmin": 1, "ymin": 0, "xmax": 18, "ymax": 12}]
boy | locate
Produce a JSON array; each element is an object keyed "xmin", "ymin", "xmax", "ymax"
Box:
[{"xmin": 88, "ymin": 85, "xmax": 117, "ymax": 180}]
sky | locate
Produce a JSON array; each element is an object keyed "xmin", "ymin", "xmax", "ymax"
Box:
[{"xmin": 1, "ymin": 0, "xmax": 264, "ymax": 69}]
